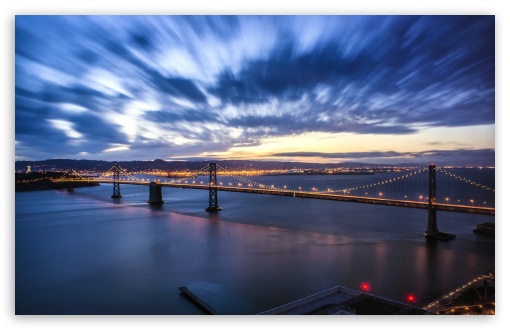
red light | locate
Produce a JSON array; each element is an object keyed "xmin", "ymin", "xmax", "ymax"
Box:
[
  {"xmin": 360, "ymin": 282, "xmax": 371, "ymax": 292},
  {"xmin": 406, "ymin": 294, "xmax": 416, "ymax": 303}
]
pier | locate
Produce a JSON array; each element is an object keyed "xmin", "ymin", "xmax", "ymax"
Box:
[{"xmin": 178, "ymin": 286, "xmax": 218, "ymax": 315}]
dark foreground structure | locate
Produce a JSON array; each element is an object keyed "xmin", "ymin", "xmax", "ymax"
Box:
[
  {"xmin": 179, "ymin": 272, "xmax": 495, "ymax": 315},
  {"xmin": 258, "ymin": 286, "xmax": 431, "ymax": 315}
]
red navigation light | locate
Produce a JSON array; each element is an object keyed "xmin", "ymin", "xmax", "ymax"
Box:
[
  {"xmin": 406, "ymin": 294, "xmax": 416, "ymax": 303},
  {"xmin": 360, "ymin": 282, "xmax": 371, "ymax": 292}
]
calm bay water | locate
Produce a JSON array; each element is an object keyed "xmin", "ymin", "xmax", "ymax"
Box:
[{"xmin": 15, "ymin": 170, "xmax": 495, "ymax": 315}]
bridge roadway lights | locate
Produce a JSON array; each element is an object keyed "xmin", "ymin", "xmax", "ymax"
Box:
[{"xmin": 147, "ymin": 181, "xmax": 164, "ymax": 204}]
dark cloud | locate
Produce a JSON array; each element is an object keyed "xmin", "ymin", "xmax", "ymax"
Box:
[
  {"xmin": 130, "ymin": 32, "xmax": 153, "ymax": 51},
  {"xmin": 147, "ymin": 73, "xmax": 207, "ymax": 103},
  {"xmin": 39, "ymin": 84, "xmax": 112, "ymax": 109},
  {"xmin": 143, "ymin": 109, "xmax": 219, "ymax": 123},
  {"xmin": 270, "ymin": 149, "xmax": 495, "ymax": 166},
  {"xmin": 71, "ymin": 113, "xmax": 129, "ymax": 145},
  {"xmin": 227, "ymin": 114, "xmax": 416, "ymax": 136},
  {"xmin": 15, "ymin": 101, "xmax": 58, "ymax": 138},
  {"xmin": 184, "ymin": 15, "xmax": 241, "ymax": 39},
  {"xmin": 271, "ymin": 151, "xmax": 411, "ymax": 159}
]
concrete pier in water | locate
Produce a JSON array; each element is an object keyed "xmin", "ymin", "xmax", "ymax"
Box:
[{"xmin": 147, "ymin": 181, "xmax": 164, "ymax": 204}]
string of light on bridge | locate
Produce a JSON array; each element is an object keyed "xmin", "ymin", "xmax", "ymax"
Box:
[
  {"xmin": 436, "ymin": 167, "xmax": 495, "ymax": 192},
  {"xmin": 317, "ymin": 167, "xmax": 429, "ymax": 195},
  {"xmin": 217, "ymin": 165, "xmax": 287, "ymax": 191},
  {"xmin": 165, "ymin": 164, "xmax": 211, "ymax": 184},
  {"xmin": 97, "ymin": 165, "xmax": 139, "ymax": 181},
  {"xmin": 422, "ymin": 272, "xmax": 494, "ymax": 312}
]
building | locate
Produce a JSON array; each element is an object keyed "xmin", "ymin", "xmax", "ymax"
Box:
[{"xmin": 258, "ymin": 285, "xmax": 432, "ymax": 315}]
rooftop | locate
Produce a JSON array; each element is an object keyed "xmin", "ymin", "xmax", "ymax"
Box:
[{"xmin": 258, "ymin": 285, "xmax": 431, "ymax": 315}]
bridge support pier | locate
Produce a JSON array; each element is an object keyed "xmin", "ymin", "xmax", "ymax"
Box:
[
  {"xmin": 147, "ymin": 181, "xmax": 164, "ymax": 204},
  {"xmin": 111, "ymin": 164, "xmax": 122, "ymax": 199},
  {"xmin": 64, "ymin": 169, "xmax": 75, "ymax": 192},
  {"xmin": 425, "ymin": 164, "xmax": 455, "ymax": 241},
  {"xmin": 206, "ymin": 163, "xmax": 221, "ymax": 212}
]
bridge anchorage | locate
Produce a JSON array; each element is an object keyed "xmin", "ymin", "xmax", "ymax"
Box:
[
  {"xmin": 111, "ymin": 164, "xmax": 122, "ymax": 199},
  {"xmin": 425, "ymin": 164, "xmax": 455, "ymax": 241},
  {"xmin": 206, "ymin": 162, "xmax": 221, "ymax": 212}
]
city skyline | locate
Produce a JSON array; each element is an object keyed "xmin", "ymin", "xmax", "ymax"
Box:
[{"xmin": 15, "ymin": 15, "xmax": 495, "ymax": 166}]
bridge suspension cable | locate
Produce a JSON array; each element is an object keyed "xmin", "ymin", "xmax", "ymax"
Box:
[
  {"xmin": 57, "ymin": 168, "xmax": 87, "ymax": 180},
  {"xmin": 433, "ymin": 167, "xmax": 495, "ymax": 207},
  {"xmin": 215, "ymin": 165, "xmax": 434, "ymax": 200},
  {"xmin": 216, "ymin": 164, "xmax": 292, "ymax": 191},
  {"xmin": 165, "ymin": 164, "xmax": 211, "ymax": 184},
  {"xmin": 317, "ymin": 167, "xmax": 429, "ymax": 195},
  {"xmin": 99, "ymin": 165, "xmax": 140, "ymax": 181},
  {"xmin": 436, "ymin": 167, "xmax": 495, "ymax": 192}
]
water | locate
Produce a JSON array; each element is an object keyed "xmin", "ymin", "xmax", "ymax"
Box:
[{"xmin": 15, "ymin": 170, "xmax": 495, "ymax": 315}]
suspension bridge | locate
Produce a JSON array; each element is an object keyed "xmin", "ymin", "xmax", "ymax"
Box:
[{"xmin": 55, "ymin": 163, "xmax": 495, "ymax": 240}]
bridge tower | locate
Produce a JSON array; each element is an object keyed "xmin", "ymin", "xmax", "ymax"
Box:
[
  {"xmin": 111, "ymin": 164, "xmax": 122, "ymax": 199},
  {"xmin": 65, "ymin": 168, "xmax": 75, "ymax": 192},
  {"xmin": 425, "ymin": 164, "xmax": 455, "ymax": 240},
  {"xmin": 426, "ymin": 164, "xmax": 438, "ymax": 236},
  {"xmin": 206, "ymin": 162, "xmax": 221, "ymax": 212}
]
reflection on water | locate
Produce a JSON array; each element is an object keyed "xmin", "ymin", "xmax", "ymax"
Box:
[{"xmin": 15, "ymin": 173, "xmax": 495, "ymax": 314}]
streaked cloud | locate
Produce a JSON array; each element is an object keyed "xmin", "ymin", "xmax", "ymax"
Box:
[
  {"xmin": 103, "ymin": 144, "xmax": 130, "ymax": 153},
  {"xmin": 15, "ymin": 15, "xmax": 495, "ymax": 165}
]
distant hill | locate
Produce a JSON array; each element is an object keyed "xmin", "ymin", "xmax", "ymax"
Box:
[{"xmin": 14, "ymin": 158, "xmax": 432, "ymax": 173}]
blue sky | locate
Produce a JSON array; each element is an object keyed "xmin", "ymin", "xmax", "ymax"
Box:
[{"xmin": 15, "ymin": 15, "xmax": 495, "ymax": 165}]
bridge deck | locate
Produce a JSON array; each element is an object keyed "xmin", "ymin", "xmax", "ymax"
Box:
[{"xmin": 57, "ymin": 179, "xmax": 495, "ymax": 216}]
